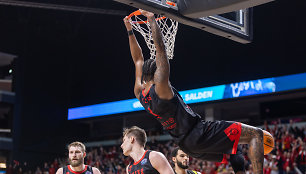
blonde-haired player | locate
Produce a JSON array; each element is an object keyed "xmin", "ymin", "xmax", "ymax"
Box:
[{"xmin": 121, "ymin": 126, "xmax": 174, "ymax": 174}]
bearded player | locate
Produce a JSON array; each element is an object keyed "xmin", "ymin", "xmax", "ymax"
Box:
[{"xmin": 56, "ymin": 141, "xmax": 101, "ymax": 174}]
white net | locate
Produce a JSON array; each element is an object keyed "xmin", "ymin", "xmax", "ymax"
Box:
[{"xmin": 128, "ymin": 12, "xmax": 178, "ymax": 59}]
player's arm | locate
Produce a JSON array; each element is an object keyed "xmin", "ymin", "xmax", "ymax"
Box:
[
  {"xmin": 140, "ymin": 9, "xmax": 174, "ymax": 100},
  {"xmin": 92, "ymin": 167, "xmax": 102, "ymax": 174},
  {"xmin": 125, "ymin": 164, "xmax": 130, "ymax": 174},
  {"xmin": 55, "ymin": 168, "xmax": 63, "ymax": 174},
  {"xmin": 149, "ymin": 151, "xmax": 175, "ymax": 174},
  {"xmin": 123, "ymin": 16, "xmax": 144, "ymax": 99}
]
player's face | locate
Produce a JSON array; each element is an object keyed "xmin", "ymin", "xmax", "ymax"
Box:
[
  {"xmin": 121, "ymin": 135, "xmax": 133, "ymax": 156},
  {"xmin": 175, "ymin": 150, "xmax": 189, "ymax": 169},
  {"xmin": 68, "ymin": 146, "xmax": 85, "ymax": 167}
]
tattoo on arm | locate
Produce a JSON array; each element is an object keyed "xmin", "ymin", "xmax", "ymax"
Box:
[
  {"xmin": 148, "ymin": 17, "xmax": 170, "ymax": 84},
  {"xmin": 148, "ymin": 18, "xmax": 165, "ymax": 52},
  {"xmin": 240, "ymin": 125, "xmax": 263, "ymax": 174}
]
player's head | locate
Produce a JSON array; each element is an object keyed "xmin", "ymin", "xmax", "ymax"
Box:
[
  {"xmin": 121, "ymin": 126, "xmax": 147, "ymax": 156},
  {"xmin": 171, "ymin": 147, "xmax": 189, "ymax": 170},
  {"xmin": 68, "ymin": 141, "xmax": 86, "ymax": 167},
  {"xmin": 141, "ymin": 59, "xmax": 157, "ymax": 84}
]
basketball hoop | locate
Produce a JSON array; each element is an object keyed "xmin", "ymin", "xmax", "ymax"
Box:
[{"xmin": 127, "ymin": 10, "xmax": 178, "ymax": 59}]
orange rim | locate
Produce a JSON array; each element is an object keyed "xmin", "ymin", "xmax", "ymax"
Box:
[
  {"xmin": 166, "ymin": 1, "xmax": 176, "ymax": 7},
  {"xmin": 128, "ymin": 10, "xmax": 166, "ymax": 24}
]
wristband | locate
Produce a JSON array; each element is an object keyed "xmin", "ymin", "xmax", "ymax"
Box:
[{"xmin": 127, "ymin": 30, "xmax": 134, "ymax": 36}]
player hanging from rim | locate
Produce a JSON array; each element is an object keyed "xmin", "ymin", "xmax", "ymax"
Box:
[
  {"xmin": 120, "ymin": 126, "xmax": 174, "ymax": 174},
  {"xmin": 123, "ymin": 9, "xmax": 264, "ymax": 174}
]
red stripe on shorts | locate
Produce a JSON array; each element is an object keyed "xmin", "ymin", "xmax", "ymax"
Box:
[{"xmin": 224, "ymin": 122, "xmax": 242, "ymax": 154}]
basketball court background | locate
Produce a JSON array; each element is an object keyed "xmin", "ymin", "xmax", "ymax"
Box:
[{"xmin": 0, "ymin": 0, "xmax": 305, "ymax": 167}]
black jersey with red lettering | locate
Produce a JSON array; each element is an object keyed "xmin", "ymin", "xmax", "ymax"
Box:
[
  {"xmin": 139, "ymin": 84, "xmax": 200, "ymax": 138},
  {"xmin": 127, "ymin": 150, "xmax": 158, "ymax": 174},
  {"xmin": 139, "ymin": 84, "xmax": 242, "ymax": 160},
  {"xmin": 63, "ymin": 165, "xmax": 93, "ymax": 174}
]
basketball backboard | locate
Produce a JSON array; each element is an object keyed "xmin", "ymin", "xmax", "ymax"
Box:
[{"xmin": 113, "ymin": 0, "xmax": 255, "ymax": 43}]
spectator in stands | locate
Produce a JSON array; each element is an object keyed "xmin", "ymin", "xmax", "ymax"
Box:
[
  {"xmin": 35, "ymin": 166, "xmax": 42, "ymax": 174},
  {"xmin": 55, "ymin": 141, "xmax": 101, "ymax": 174},
  {"xmin": 269, "ymin": 155, "xmax": 278, "ymax": 174},
  {"xmin": 5, "ymin": 163, "xmax": 13, "ymax": 174},
  {"xmin": 43, "ymin": 162, "xmax": 49, "ymax": 174},
  {"xmin": 49, "ymin": 164, "xmax": 56, "ymax": 174},
  {"xmin": 53, "ymin": 159, "xmax": 59, "ymax": 170},
  {"xmin": 295, "ymin": 142, "xmax": 306, "ymax": 173}
]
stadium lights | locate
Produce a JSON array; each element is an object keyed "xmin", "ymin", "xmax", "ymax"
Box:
[{"xmin": 0, "ymin": 163, "xmax": 6, "ymax": 169}]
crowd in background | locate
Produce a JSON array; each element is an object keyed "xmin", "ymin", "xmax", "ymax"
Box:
[{"xmin": 6, "ymin": 119, "xmax": 306, "ymax": 174}]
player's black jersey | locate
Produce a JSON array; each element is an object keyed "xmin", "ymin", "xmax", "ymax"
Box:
[
  {"xmin": 139, "ymin": 85, "xmax": 241, "ymax": 158},
  {"xmin": 139, "ymin": 85, "xmax": 201, "ymax": 138},
  {"xmin": 63, "ymin": 165, "xmax": 93, "ymax": 174},
  {"xmin": 127, "ymin": 150, "xmax": 159, "ymax": 174}
]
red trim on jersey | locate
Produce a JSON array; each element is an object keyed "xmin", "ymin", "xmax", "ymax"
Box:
[
  {"xmin": 133, "ymin": 150, "xmax": 148, "ymax": 165},
  {"xmin": 147, "ymin": 107, "xmax": 162, "ymax": 119},
  {"xmin": 220, "ymin": 154, "xmax": 227, "ymax": 164},
  {"xmin": 224, "ymin": 122, "xmax": 242, "ymax": 154},
  {"xmin": 142, "ymin": 85, "xmax": 152, "ymax": 97},
  {"xmin": 68, "ymin": 165, "xmax": 88, "ymax": 174}
]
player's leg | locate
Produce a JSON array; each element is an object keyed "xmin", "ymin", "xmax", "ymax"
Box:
[
  {"xmin": 239, "ymin": 123, "xmax": 263, "ymax": 174},
  {"xmin": 198, "ymin": 151, "xmax": 245, "ymax": 174},
  {"xmin": 230, "ymin": 145, "xmax": 245, "ymax": 174}
]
